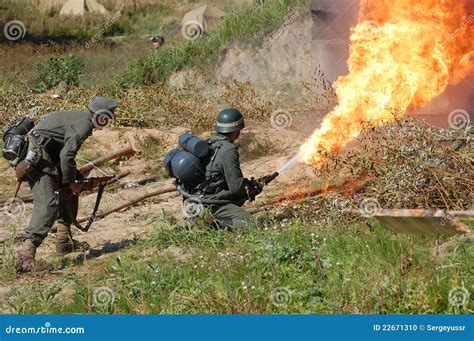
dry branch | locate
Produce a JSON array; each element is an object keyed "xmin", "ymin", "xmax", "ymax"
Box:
[
  {"xmin": 248, "ymin": 177, "xmax": 372, "ymax": 214},
  {"xmin": 79, "ymin": 146, "xmax": 136, "ymax": 173},
  {"xmin": 77, "ymin": 187, "xmax": 177, "ymax": 223}
]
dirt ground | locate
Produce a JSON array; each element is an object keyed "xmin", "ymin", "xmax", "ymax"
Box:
[{"xmin": 0, "ymin": 124, "xmax": 317, "ymax": 275}]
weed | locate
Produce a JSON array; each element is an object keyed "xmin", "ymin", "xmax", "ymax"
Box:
[
  {"xmin": 0, "ymin": 233, "xmax": 18, "ymax": 281},
  {"xmin": 35, "ymin": 54, "xmax": 84, "ymax": 90},
  {"xmin": 7, "ymin": 216, "xmax": 470, "ymax": 314}
]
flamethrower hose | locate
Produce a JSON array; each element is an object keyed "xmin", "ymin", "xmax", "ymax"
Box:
[
  {"xmin": 176, "ymin": 172, "xmax": 279, "ymax": 206},
  {"xmin": 175, "ymin": 185, "xmax": 233, "ymax": 205}
]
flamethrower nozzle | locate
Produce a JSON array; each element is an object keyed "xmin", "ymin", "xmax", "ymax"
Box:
[{"xmin": 258, "ymin": 172, "xmax": 280, "ymax": 186}]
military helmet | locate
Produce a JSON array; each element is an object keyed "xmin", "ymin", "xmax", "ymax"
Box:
[
  {"xmin": 150, "ymin": 35, "xmax": 165, "ymax": 44},
  {"xmin": 215, "ymin": 108, "xmax": 245, "ymax": 134},
  {"xmin": 88, "ymin": 96, "xmax": 118, "ymax": 113}
]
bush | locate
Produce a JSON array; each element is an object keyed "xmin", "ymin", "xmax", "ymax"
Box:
[{"xmin": 35, "ymin": 54, "xmax": 85, "ymax": 90}]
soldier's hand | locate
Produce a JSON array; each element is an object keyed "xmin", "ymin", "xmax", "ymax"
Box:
[
  {"xmin": 246, "ymin": 178, "xmax": 263, "ymax": 202},
  {"xmin": 69, "ymin": 182, "xmax": 85, "ymax": 194},
  {"xmin": 15, "ymin": 160, "xmax": 33, "ymax": 181}
]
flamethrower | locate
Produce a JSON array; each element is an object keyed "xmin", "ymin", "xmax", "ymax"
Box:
[
  {"xmin": 248, "ymin": 172, "xmax": 279, "ymax": 202},
  {"xmin": 58, "ymin": 176, "xmax": 115, "ymax": 232}
]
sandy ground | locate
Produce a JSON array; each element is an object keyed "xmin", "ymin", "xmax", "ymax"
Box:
[{"xmin": 0, "ymin": 125, "xmax": 317, "ymax": 270}]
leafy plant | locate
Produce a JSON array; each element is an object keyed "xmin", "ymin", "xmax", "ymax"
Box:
[{"xmin": 35, "ymin": 54, "xmax": 84, "ymax": 90}]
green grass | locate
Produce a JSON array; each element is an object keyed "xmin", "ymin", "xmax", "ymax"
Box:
[
  {"xmin": 119, "ymin": 0, "xmax": 309, "ymax": 85},
  {"xmin": 0, "ymin": 1, "xmax": 131, "ymax": 43},
  {"xmin": 3, "ymin": 215, "xmax": 472, "ymax": 314}
]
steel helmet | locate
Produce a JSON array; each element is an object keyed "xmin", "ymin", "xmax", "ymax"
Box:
[{"xmin": 215, "ymin": 108, "xmax": 245, "ymax": 134}]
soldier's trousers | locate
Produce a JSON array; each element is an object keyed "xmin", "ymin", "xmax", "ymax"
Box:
[
  {"xmin": 212, "ymin": 203, "xmax": 255, "ymax": 230},
  {"xmin": 25, "ymin": 171, "xmax": 78, "ymax": 245}
]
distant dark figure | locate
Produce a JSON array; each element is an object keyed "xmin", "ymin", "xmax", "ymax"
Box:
[{"xmin": 150, "ymin": 36, "xmax": 165, "ymax": 49}]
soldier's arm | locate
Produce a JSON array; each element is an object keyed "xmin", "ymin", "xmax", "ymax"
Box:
[
  {"xmin": 220, "ymin": 146, "xmax": 247, "ymax": 196},
  {"xmin": 60, "ymin": 123, "xmax": 92, "ymax": 185}
]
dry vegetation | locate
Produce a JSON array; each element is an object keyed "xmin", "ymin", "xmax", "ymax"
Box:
[
  {"xmin": 0, "ymin": 79, "xmax": 276, "ymax": 132},
  {"xmin": 272, "ymin": 118, "xmax": 473, "ymax": 225},
  {"xmin": 0, "ymin": 0, "xmax": 472, "ymax": 316}
]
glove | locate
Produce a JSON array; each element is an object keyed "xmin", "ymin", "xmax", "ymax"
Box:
[
  {"xmin": 69, "ymin": 181, "xmax": 86, "ymax": 194},
  {"xmin": 69, "ymin": 179, "xmax": 95, "ymax": 194},
  {"xmin": 246, "ymin": 177, "xmax": 263, "ymax": 202},
  {"xmin": 15, "ymin": 160, "xmax": 33, "ymax": 181}
]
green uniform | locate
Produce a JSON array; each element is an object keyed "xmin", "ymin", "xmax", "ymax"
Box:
[
  {"xmin": 25, "ymin": 110, "xmax": 92, "ymax": 245},
  {"xmin": 201, "ymin": 134, "xmax": 255, "ymax": 230}
]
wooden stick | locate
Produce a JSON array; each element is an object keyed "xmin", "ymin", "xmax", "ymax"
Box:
[
  {"xmin": 4, "ymin": 181, "xmax": 22, "ymax": 213},
  {"xmin": 77, "ymin": 187, "xmax": 177, "ymax": 223},
  {"xmin": 248, "ymin": 177, "xmax": 372, "ymax": 214},
  {"xmin": 447, "ymin": 210, "xmax": 474, "ymax": 217},
  {"xmin": 12, "ymin": 181, "xmax": 21, "ymax": 200},
  {"xmin": 79, "ymin": 146, "xmax": 136, "ymax": 173}
]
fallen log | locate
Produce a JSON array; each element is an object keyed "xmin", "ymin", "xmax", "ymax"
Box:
[
  {"xmin": 374, "ymin": 209, "xmax": 471, "ymax": 235},
  {"xmin": 79, "ymin": 146, "xmax": 136, "ymax": 173},
  {"xmin": 77, "ymin": 186, "xmax": 178, "ymax": 223},
  {"xmin": 248, "ymin": 177, "xmax": 372, "ymax": 214}
]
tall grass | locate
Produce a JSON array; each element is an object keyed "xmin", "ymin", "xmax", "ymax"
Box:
[
  {"xmin": 119, "ymin": 0, "xmax": 309, "ymax": 85},
  {"xmin": 0, "ymin": 0, "xmax": 131, "ymax": 43}
]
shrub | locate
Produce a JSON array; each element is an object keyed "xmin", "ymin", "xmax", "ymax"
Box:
[{"xmin": 35, "ymin": 54, "xmax": 85, "ymax": 90}]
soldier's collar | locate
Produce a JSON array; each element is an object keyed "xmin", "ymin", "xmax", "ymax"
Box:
[{"xmin": 215, "ymin": 133, "xmax": 232, "ymax": 142}]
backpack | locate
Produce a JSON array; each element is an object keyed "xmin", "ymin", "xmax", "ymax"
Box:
[
  {"xmin": 163, "ymin": 133, "xmax": 225, "ymax": 192},
  {"xmin": 2, "ymin": 117, "xmax": 35, "ymax": 162}
]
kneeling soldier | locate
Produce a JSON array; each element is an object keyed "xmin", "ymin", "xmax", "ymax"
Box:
[
  {"xmin": 17, "ymin": 96, "xmax": 118, "ymax": 273},
  {"xmin": 195, "ymin": 108, "xmax": 262, "ymax": 229}
]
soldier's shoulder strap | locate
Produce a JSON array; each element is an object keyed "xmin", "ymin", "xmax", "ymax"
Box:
[
  {"xmin": 202, "ymin": 136, "xmax": 228, "ymax": 185},
  {"xmin": 207, "ymin": 135, "xmax": 227, "ymax": 146}
]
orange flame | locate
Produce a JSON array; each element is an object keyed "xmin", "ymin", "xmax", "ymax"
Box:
[{"xmin": 301, "ymin": 0, "xmax": 474, "ymax": 166}]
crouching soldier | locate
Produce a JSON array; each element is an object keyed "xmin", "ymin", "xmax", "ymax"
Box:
[
  {"xmin": 17, "ymin": 96, "xmax": 118, "ymax": 273},
  {"xmin": 166, "ymin": 108, "xmax": 263, "ymax": 230}
]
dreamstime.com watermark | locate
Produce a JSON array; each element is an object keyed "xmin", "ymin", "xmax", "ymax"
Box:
[
  {"xmin": 263, "ymin": 10, "xmax": 301, "ymax": 49},
  {"xmin": 3, "ymin": 20, "xmax": 26, "ymax": 41},
  {"xmin": 359, "ymin": 197, "xmax": 381, "ymax": 217},
  {"xmin": 183, "ymin": 197, "xmax": 204, "ymax": 218},
  {"xmin": 4, "ymin": 322, "xmax": 85, "ymax": 335},
  {"xmin": 85, "ymin": 12, "xmax": 121, "ymax": 49},
  {"xmin": 448, "ymin": 109, "xmax": 471, "ymax": 132},
  {"xmin": 92, "ymin": 287, "xmax": 115, "ymax": 307},
  {"xmin": 444, "ymin": 15, "xmax": 474, "ymax": 48},
  {"xmin": 448, "ymin": 286, "xmax": 470, "ymax": 308},
  {"xmin": 270, "ymin": 109, "xmax": 293, "ymax": 130},
  {"xmin": 92, "ymin": 109, "xmax": 115, "ymax": 129},
  {"xmin": 2, "ymin": 198, "xmax": 26, "ymax": 219},
  {"xmin": 270, "ymin": 287, "xmax": 292, "ymax": 307},
  {"xmin": 181, "ymin": 20, "xmax": 204, "ymax": 40}
]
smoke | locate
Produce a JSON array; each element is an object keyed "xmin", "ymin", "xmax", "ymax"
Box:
[
  {"xmin": 277, "ymin": 153, "xmax": 302, "ymax": 174},
  {"xmin": 310, "ymin": 0, "xmax": 361, "ymax": 82}
]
